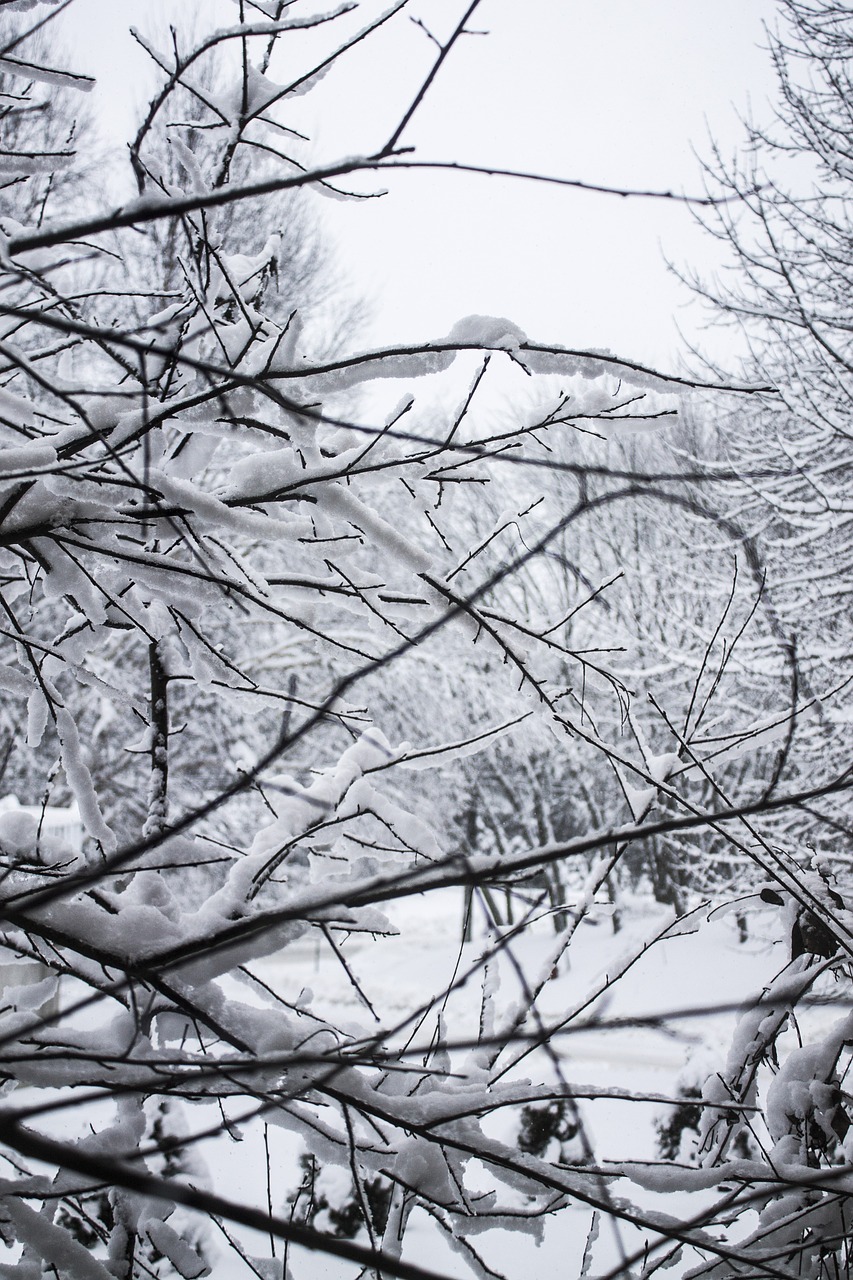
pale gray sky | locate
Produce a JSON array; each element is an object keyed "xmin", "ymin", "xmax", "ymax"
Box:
[{"xmin": 60, "ymin": 0, "xmax": 779, "ymax": 369}]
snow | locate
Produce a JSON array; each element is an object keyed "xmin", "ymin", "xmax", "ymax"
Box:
[
  {"xmin": 143, "ymin": 1220, "xmax": 209, "ymax": 1280},
  {"xmin": 54, "ymin": 705, "xmax": 117, "ymax": 853},
  {"xmin": 0, "ymin": 387, "xmax": 35, "ymax": 431},
  {"xmin": 446, "ymin": 316, "xmax": 528, "ymax": 350},
  {"xmin": 0, "ymin": 664, "xmax": 34, "ymax": 696},
  {"xmin": 0, "ymin": 444, "xmax": 57, "ymax": 473},
  {"xmin": 0, "ymin": 804, "xmax": 38, "ymax": 855},
  {"xmin": 521, "ymin": 343, "xmax": 685, "ymax": 392},
  {"xmin": 3, "ymin": 1201, "xmax": 113, "ymax": 1280},
  {"xmin": 0, "ymin": 1, "xmax": 65, "ymax": 11},
  {"xmin": 0, "ymin": 55, "xmax": 94, "ymax": 91},
  {"xmin": 318, "ymin": 483, "xmax": 434, "ymax": 577}
]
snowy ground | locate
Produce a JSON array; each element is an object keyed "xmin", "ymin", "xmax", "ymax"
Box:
[
  {"xmin": 2, "ymin": 889, "xmax": 794, "ymax": 1279},
  {"xmin": 199, "ymin": 889, "xmax": 789, "ymax": 1280}
]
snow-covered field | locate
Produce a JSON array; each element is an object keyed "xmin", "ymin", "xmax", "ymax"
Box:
[{"xmin": 201, "ymin": 889, "xmax": 788, "ymax": 1280}]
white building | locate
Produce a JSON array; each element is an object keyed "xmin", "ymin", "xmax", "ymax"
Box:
[
  {"xmin": 0, "ymin": 794, "xmax": 85, "ymax": 1021},
  {"xmin": 0, "ymin": 793, "xmax": 85, "ymax": 855}
]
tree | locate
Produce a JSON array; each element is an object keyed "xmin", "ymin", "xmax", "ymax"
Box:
[
  {"xmin": 125, "ymin": 15, "xmax": 365, "ymax": 356},
  {"xmin": 685, "ymin": 0, "xmax": 853, "ymax": 949},
  {"xmin": 1, "ymin": 3, "xmax": 850, "ymax": 1280},
  {"xmin": 657, "ymin": 2, "xmax": 853, "ymax": 1273},
  {"xmin": 687, "ymin": 0, "xmax": 853, "ymax": 798}
]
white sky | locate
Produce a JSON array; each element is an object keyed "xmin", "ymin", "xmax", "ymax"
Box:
[{"xmin": 58, "ymin": 0, "xmax": 780, "ymax": 370}]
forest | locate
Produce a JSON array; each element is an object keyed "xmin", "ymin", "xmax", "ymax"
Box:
[{"xmin": 0, "ymin": 1, "xmax": 851, "ymax": 1277}]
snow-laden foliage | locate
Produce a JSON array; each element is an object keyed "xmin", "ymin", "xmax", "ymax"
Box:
[{"xmin": 0, "ymin": 3, "xmax": 850, "ymax": 1280}]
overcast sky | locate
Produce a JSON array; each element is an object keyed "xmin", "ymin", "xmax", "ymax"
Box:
[{"xmin": 61, "ymin": 0, "xmax": 780, "ymax": 371}]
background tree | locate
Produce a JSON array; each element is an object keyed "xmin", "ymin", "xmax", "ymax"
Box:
[
  {"xmin": 687, "ymin": 0, "xmax": 853, "ymax": 848},
  {"xmin": 651, "ymin": 2, "xmax": 853, "ymax": 1271}
]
